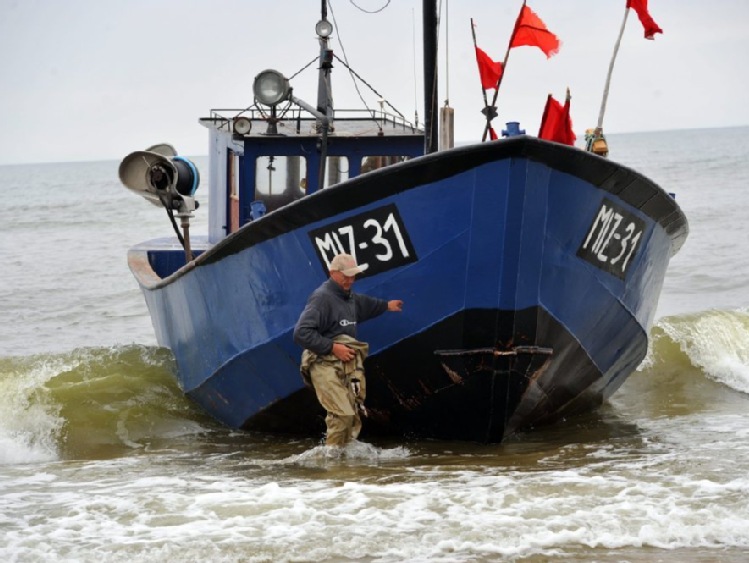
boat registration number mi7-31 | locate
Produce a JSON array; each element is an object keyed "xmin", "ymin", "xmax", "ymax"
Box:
[
  {"xmin": 309, "ymin": 204, "xmax": 418, "ymax": 278},
  {"xmin": 577, "ymin": 198, "xmax": 646, "ymax": 280}
]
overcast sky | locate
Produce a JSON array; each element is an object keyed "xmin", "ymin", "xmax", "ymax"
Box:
[{"xmin": 1, "ymin": 0, "xmax": 747, "ymax": 165}]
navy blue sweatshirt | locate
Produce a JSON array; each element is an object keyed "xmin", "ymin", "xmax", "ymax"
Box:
[{"xmin": 293, "ymin": 278, "xmax": 388, "ymax": 355}]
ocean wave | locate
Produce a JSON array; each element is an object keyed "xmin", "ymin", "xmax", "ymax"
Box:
[
  {"xmin": 4, "ymin": 309, "xmax": 748, "ymax": 466},
  {"xmin": 649, "ymin": 309, "xmax": 749, "ymax": 394},
  {"xmin": 0, "ymin": 345, "xmax": 213, "ymax": 465},
  {"xmin": 613, "ymin": 309, "xmax": 749, "ymax": 419}
]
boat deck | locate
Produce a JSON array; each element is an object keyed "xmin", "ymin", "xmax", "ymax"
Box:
[{"xmin": 128, "ymin": 236, "xmax": 211, "ymax": 286}]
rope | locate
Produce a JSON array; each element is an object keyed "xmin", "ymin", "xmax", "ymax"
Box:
[
  {"xmin": 289, "ymin": 57, "xmax": 319, "ymax": 81},
  {"xmin": 348, "ymin": 0, "xmax": 391, "ymax": 14},
  {"xmin": 327, "ymin": 0, "xmax": 380, "ymax": 128},
  {"xmin": 332, "ymin": 54, "xmax": 406, "ymax": 121}
]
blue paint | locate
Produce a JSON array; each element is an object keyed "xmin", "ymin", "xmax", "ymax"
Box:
[{"xmin": 502, "ymin": 122, "xmax": 526, "ymax": 137}]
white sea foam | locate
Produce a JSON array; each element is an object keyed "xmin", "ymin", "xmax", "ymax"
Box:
[
  {"xmin": 0, "ymin": 357, "xmax": 66, "ymax": 465},
  {"xmin": 272, "ymin": 440, "xmax": 412, "ymax": 466},
  {"xmin": 3, "ymin": 441, "xmax": 749, "ymax": 562},
  {"xmin": 0, "ymin": 432, "xmax": 56, "ymax": 465}
]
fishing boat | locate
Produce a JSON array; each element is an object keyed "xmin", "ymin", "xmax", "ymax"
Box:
[{"xmin": 118, "ymin": 1, "xmax": 687, "ymax": 442}]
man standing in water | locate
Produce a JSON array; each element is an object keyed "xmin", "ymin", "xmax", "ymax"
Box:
[{"xmin": 294, "ymin": 253, "xmax": 403, "ymax": 447}]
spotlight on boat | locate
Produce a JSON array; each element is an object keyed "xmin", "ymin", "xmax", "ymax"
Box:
[
  {"xmin": 315, "ymin": 18, "xmax": 333, "ymax": 38},
  {"xmin": 233, "ymin": 116, "xmax": 252, "ymax": 135},
  {"xmin": 253, "ymin": 69, "xmax": 290, "ymax": 108},
  {"xmin": 118, "ymin": 144, "xmax": 199, "ymax": 215}
]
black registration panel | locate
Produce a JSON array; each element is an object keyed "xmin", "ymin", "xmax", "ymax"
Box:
[
  {"xmin": 308, "ymin": 204, "xmax": 417, "ymax": 278},
  {"xmin": 577, "ymin": 198, "xmax": 646, "ymax": 280}
]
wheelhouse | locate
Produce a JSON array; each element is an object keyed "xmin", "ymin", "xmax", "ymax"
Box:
[{"xmin": 200, "ymin": 108, "xmax": 424, "ymax": 244}]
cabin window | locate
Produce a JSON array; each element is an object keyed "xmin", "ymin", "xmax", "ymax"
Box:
[
  {"xmin": 360, "ymin": 155, "xmax": 408, "ymax": 174},
  {"xmin": 255, "ymin": 156, "xmax": 306, "ymax": 197},
  {"xmin": 322, "ymin": 156, "xmax": 350, "ymax": 189},
  {"xmin": 255, "ymin": 156, "xmax": 306, "ymax": 212}
]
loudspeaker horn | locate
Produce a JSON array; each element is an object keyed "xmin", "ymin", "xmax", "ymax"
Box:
[{"xmin": 118, "ymin": 149, "xmax": 175, "ymax": 207}]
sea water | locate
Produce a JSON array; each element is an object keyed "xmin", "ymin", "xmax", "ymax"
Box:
[{"xmin": 2, "ymin": 128, "xmax": 749, "ymax": 562}]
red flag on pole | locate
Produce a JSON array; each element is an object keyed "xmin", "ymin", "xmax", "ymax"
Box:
[
  {"xmin": 538, "ymin": 93, "xmax": 576, "ymax": 146},
  {"xmin": 510, "ymin": 5, "xmax": 560, "ymax": 58},
  {"xmin": 474, "ymin": 47, "xmax": 504, "ymax": 90},
  {"xmin": 627, "ymin": 0, "xmax": 663, "ymax": 40}
]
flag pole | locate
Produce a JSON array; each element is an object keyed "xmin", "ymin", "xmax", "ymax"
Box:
[
  {"xmin": 482, "ymin": 0, "xmax": 527, "ymax": 141},
  {"xmin": 538, "ymin": 93, "xmax": 553, "ymax": 137},
  {"xmin": 470, "ymin": 19, "xmax": 490, "ymax": 112},
  {"xmin": 596, "ymin": 6, "xmax": 629, "ymax": 131}
]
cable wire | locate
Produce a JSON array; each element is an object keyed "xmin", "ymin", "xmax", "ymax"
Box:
[{"xmin": 348, "ymin": 0, "xmax": 391, "ymax": 15}]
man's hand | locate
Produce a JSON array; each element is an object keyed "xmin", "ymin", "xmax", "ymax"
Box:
[
  {"xmin": 332, "ymin": 342, "xmax": 356, "ymax": 362},
  {"xmin": 388, "ymin": 300, "xmax": 404, "ymax": 312}
]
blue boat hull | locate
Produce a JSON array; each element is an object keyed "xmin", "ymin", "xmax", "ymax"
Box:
[{"xmin": 129, "ymin": 137, "xmax": 687, "ymax": 442}]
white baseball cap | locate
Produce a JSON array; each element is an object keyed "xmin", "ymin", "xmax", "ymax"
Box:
[{"xmin": 329, "ymin": 253, "xmax": 364, "ymax": 276}]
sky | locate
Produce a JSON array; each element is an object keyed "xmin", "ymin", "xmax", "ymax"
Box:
[{"xmin": 1, "ymin": 0, "xmax": 748, "ymax": 165}]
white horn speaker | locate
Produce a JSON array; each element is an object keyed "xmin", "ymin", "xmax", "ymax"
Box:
[
  {"xmin": 118, "ymin": 145, "xmax": 199, "ymax": 211},
  {"xmin": 118, "ymin": 149, "xmax": 176, "ymax": 207}
]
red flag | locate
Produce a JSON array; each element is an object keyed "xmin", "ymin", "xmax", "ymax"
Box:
[
  {"xmin": 627, "ymin": 0, "xmax": 663, "ymax": 40},
  {"xmin": 474, "ymin": 47, "xmax": 504, "ymax": 89},
  {"xmin": 538, "ymin": 94, "xmax": 576, "ymax": 146},
  {"xmin": 510, "ymin": 5, "xmax": 560, "ymax": 58},
  {"xmin": 489, "ymin": 127, "xmax": 499, "ymax": 141}
]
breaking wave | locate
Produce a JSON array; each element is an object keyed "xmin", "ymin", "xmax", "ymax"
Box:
[
  {"xmin": 0, "ymin": 345, "xmax": 213, "ymax": 465},
  {"xmin": 644, "ymin": 308, "xmax": 749, "ymax": 393},
  {"xmin": 3, "ymin": 308, "xmax": 748, "ymax": 465},
  {"xmin": 612, "ymin": 308, "xmax": 749, "ymax": 418}
]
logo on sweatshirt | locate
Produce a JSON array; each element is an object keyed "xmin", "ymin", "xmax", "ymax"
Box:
[{"xmin": 339, "ymin": 319, "xmax": 357, "ymax": 327}]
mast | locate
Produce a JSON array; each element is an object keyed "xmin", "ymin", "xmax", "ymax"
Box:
[
  {"xmin": 315, "ymin": 0, "xmax": 333, "ymax": 187},
  {"xmin": 316, "ymin": 0, "xmax": 334, "ymax": 120},
  {"xmin": 423, "ymin": 0, "xmax": 439, "ymax": 154}
]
